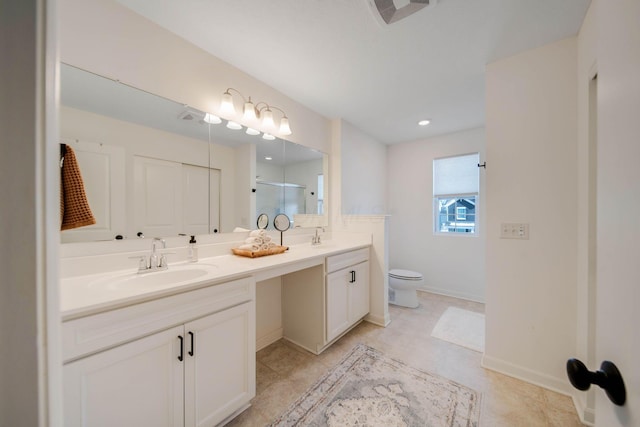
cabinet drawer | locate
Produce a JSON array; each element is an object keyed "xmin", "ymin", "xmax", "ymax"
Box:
[
  {"xmin": 326, "ymin": 247, "xmax": 369, "ymax": 273},
  {"xmin": 62, "ymin": 277, "xmax": 255, "ymax": 363}
]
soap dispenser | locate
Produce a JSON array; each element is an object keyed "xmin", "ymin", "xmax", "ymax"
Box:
[{"xmin": 188, "ymin": 235, "xmax": 198, "ymax": 262}]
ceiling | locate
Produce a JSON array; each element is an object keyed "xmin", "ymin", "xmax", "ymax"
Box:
[{"xmin": 116, "ymin": 0, "xmax": 590, "ymax": 144}]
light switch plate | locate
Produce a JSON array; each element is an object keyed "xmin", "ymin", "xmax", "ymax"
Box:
[{"xmin": 500, "ymin": 223, "xmax": 529, "ymax": 239}]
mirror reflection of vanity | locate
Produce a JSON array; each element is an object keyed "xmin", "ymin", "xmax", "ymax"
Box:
[{"xmin": 60, "ymin": 63, "xmax": 328, "ymax": 243}]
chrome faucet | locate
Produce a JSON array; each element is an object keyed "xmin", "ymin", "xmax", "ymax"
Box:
[
  {"xmin": 312, "ymin": 227, "xmax": 325, "ymax": 245},
  {"xmin": 133, "ymin": 237, "xmax": 168, "ymax": 274}
]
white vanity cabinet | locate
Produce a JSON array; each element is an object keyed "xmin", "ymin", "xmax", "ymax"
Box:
[
  {"xmin": 325, "ymin": 249, "xmax": 370, "ymax": 342},
  {"xmin": 282, "ymin": 247, "xmax": 370, "ymax": 354},
  {"xmin": 62, "ymin": 277, "xmax": 255, "ymax": 427}
]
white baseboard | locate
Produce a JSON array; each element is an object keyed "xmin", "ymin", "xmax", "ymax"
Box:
[
  {"xmin": 365, "ymin": 312, "xmax": 390, "ymax": 327},
  {"xmin": 572, "ymin": 394, "xmax": 595, "ymax": 426},
  {"xmin": 481, "ymin": 353, "xmax": 574, "ymax": 397},
  {"xmin": 417, "ymin": 286, "xmax": 484, "ymax": 304},
  {"xmin": 256, "ymin": 327, "xmax": 283, "ymax": 351}
]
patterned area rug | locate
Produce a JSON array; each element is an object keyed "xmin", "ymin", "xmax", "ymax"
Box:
[
  {"xmin": 268, "ymin": 344, "xmax": 481, "ymax": 427},
  {"xmin": 431, "ymin": 307, "xmax": 485, "ymax": 353}
]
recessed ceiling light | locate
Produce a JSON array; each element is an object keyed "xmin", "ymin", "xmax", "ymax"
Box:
[
  {"xmin": 265, "ymin": 157, "xmax": 272, "ymax": 161},
  {"xmin": 418, "ymin": 119, "xmax": 431, "ymax": 126}
]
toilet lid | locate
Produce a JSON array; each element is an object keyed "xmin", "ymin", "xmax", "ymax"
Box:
[{"xmin": 389, "ymin": 269, "xmax": 423, "ymax": 280}]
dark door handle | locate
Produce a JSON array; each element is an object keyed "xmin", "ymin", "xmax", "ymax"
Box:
[
  {"xmin": 188, "ymin": 331, "xmax": 195, "ymax": 357},
  {"xmin": 566, "ymin": 358, "xmax": 626, "ymax": 406},
  {"xmin": 178, "ymin": 335, "xmax": 184, "ymax": 362},
  {"xmin": 349, "ymin": 270, "xmax": 356, "ymax": 283}
]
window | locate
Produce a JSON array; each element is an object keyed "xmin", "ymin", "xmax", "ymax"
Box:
[{"xmin": 433, "ymin": 153, "xmax": 479, "ymax": 234}]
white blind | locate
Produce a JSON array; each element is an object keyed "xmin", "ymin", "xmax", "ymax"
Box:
[{"xmin": 433, "ymin": 153, "xmax": 479, "ymax": 196}]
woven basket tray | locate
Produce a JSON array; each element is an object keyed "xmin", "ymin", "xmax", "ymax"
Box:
[{"xmin": 231, "ymin": 245, "xmax": 288, "ymax": 258}]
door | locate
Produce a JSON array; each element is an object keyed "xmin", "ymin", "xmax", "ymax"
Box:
[
  {"xmin": 349, "ymin": 261, "xmax": 370, "ymax": 323},
  {"xmin": 184, "ymin": 302, "xmax": 256, "ymax": 427},
  {"xmin": 133, "ymin": 155, "xmax": 183, "ymax": 238},
  {"xmin": 60, "ymin": 138, "xmax": 126, "ymax": 242},
  {"xmin": 182, "ymin": 164, "xmax": 210, "ymax": 235},
  {"xmin": 63, "ymin": 326, "xmax": 184, "ymax": 427},
  {"xmin": 326, "ymin": 268, "xmax": 350, "ymax": 342},
  {"xmin": 595, "ymin": 1, "xmax": 640, "ymax": 424}
]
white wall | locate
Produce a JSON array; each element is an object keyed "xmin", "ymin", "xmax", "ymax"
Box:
[
  {"xmin": 484, "ymin": 37, "xmax": 578, "ymax": 394},
  {"xmin": 58, "ymin": 0, "xmax": 331, "ymax": 154},
  {"xmin": 339, "ymin": 121, "xmax": 387, "ymax": 215},
  {"xmin": 0, "ymin": 0, "xmax": 62, "ymax": 425},
  {"xmin": 387, "ymin": 128, "xmax": 486, "ymax": 302}
]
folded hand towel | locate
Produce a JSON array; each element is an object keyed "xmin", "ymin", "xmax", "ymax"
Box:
[
  {"xmin": 245, "ymin": 237, "xmax": 264, "ymax": 245},
  {"xmin": 262, "ymin": 235, "xmax": 272, "ymax": 243},
  {"xmin": 238, "ymin": 243, "xmax": 260, "ymax": 251},
  {"xmin": 250, "ymin": 229, "xmax": 266, "ymax": 238}
]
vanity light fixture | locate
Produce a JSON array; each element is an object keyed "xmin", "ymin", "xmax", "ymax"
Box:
[
  {"xmin": 418, "ymin": 119, "xmax": 431, "ymax": 126},
  {"xmin": 262, "ymin": 133, "xmax": 276, "ymax": 140},
  {"xmin": 226, "ymin": 120, "xmax": 242, "ymax": 130},
  {"xmin": 246, "ymin": 128, "xmax": 260, "ymax": 136},
  {"xmin": 221, "ymin": 87, "xmax": 292, "ymax": 136},
  {"xmin": 203, "ymin": 113, "xmax": 222, "ymax": 124}
]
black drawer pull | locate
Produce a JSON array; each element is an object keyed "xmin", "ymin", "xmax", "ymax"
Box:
[{"xmin": 178, "ymin": 335, "xmax": 184, "ymax": 361}]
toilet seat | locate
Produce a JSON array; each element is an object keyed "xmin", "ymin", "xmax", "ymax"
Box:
[{"xmin": 389, "ymin": 269, "xmax": 423, "ymax": 280}]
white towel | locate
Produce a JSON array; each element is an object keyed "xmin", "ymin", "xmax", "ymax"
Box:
[
  {"xmin": 250, "ymin": 229, "xmax": 266, "ymax": 238},
  {"xmin": 262, "ymin": 235, "xmax": 272, "ymax": 243},
  {"xmin": 260, "ymin": 242, "xmax": 276, "ymax": 250},
  {"xmin": 245, "ymin": 237, "xmax": 264, "ymax": 245},
  {"xmin": 238, "ymin": 243, "xmax": 260, "ymax": 251}
]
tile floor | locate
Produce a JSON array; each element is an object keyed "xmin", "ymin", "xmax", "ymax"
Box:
[{"xmin": 227, "ymin": 291, "xmax": 583, "ymax": 426}]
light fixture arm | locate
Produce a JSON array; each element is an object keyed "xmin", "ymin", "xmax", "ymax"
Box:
[{"xmin": 223, "ymin": 87, "xmax": 248, "ymax": 103}]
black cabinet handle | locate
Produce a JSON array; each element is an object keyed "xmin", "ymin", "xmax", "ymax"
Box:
[
  {"xmin": 349, "ymin": 270, "xmax": 356, "ymax": 283},
  {"xmin": 178, "ymin": 335, "xmax": 184, "ymax": 362},
  {"xmin": 566, "ymin": 358, "xmax": 626, "ymax": 406},
  {"xmin": 188, "ymin": 331, "xmax": 195, "ymax": 357}
]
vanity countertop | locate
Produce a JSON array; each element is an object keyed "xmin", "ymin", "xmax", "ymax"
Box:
[{"xmin": 60, "ymin": 240, "xmax": 371, "ymax": 321}]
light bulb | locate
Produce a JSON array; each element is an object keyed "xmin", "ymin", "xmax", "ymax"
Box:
[
  {"xmin": 262, "ymin": 133, "xmax": 276, "ymax": 140},
  {"xmin": 226, "ymin": 120, "xmax": 242, "ymax": 130},
  {"xmin": 279, "ymin": 117, "xmax": 292, "ymax": 135},
  {"xmin": 243, "ymin": 99, "xmax": 257, "ymax": 121},
  {"xmin": 246, "ymin": 128, "xmax": 260, "ymax": 136},
  {"xmin": 220, "ymin": 91, "xmax": 235, "ymax": 115},
  {"xmin": 203, "ymin": 113, "xmax": 221, "ymax": 124},
  {"xmin": 262, "ymin": 108, "xmax": 275, "ymax": 128}
]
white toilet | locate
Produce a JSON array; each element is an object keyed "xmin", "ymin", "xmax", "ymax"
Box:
[{"xmin": 388, "ymin": 269, "xmax": 424, "ymax": 308}]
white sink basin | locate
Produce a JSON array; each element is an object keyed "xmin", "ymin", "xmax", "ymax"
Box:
[{"xmin": 88, "ymin": 264, "xmax": 217, "ymax": 291}]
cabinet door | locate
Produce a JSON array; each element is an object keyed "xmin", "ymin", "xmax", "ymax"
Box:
[
  {"xmin": 326, "ymin": 268, "xmax": 351, "ymax": 342},
  {"xmin": 63, "ymin": 325, "xmax": 184, "ymax": 427},
  {"xmin": 184, "ymin": 301, "xmax": 256, "ymax": 427},
  {"xmin": 349, "ymin": 261, "xmax": 370, "ymax": 323}
]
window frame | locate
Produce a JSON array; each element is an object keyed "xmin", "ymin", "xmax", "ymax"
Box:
[{"xmin": 432, "ymin": 152, "xmax": 480, "ymax": 237}]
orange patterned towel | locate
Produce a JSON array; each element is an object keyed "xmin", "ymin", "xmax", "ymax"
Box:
[{"xmin": 60, "ymin": 144, "xmax": 96, "ymax": 230}]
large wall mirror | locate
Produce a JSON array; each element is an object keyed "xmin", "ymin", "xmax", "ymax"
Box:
[{"xmin": 60, "ymin": 63, "xmax": 328, "ymax": 243}]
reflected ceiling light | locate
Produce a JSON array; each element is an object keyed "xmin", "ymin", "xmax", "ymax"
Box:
[
  {"xmin": 221, "ymin": 87, "xmax": 292, "ymax": 136},
  {"xmin": 203, "ymin": 113, "xmax": 222, "ymax": 124},
  {"xmin": 246, "ymin": 127, "xmax": 260, "ymax": 136},
  {"xmin": 265, "ymin": 157, "xmax": 273, "ymax": 160},
  {"xmin": 262, "ymin": 133, "xmax": 276, "ymax": 140},
  {"xmin": 418, "ymin": 119, "xmax": 431, "ymax": 126},
  {"xmin": 226, "ymin": 120, "xmax": 242, "ymax": 130}
]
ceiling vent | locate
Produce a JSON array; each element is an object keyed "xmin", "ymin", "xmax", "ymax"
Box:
[
  {"xmin": 368, "ymin": 0, "xmax": 435, "ymax": 25},
  {"xmin": 177, "ymin": 109, "xmax": 203, "ymax": 122}
]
